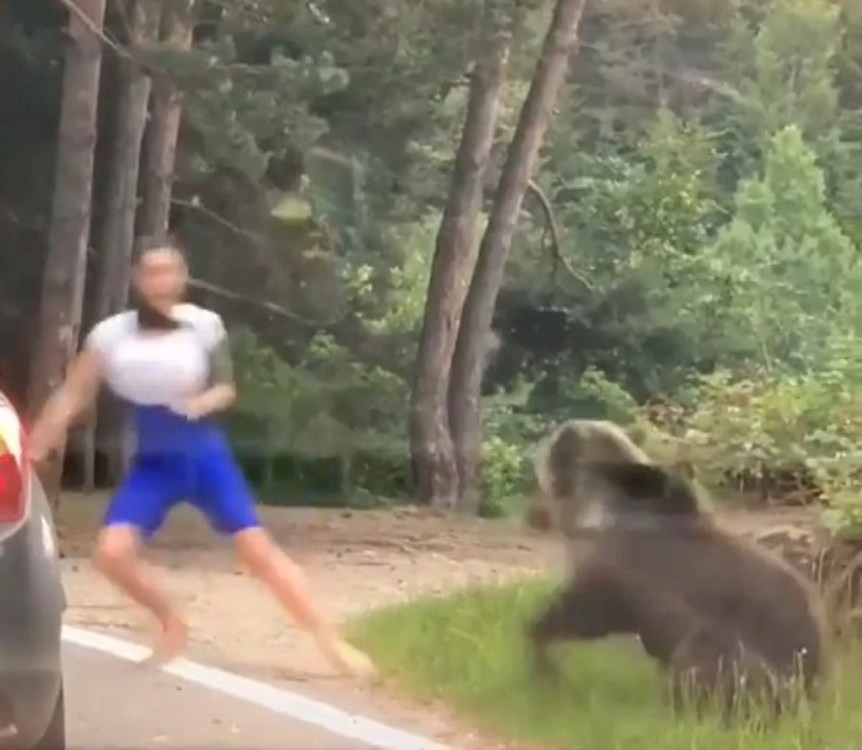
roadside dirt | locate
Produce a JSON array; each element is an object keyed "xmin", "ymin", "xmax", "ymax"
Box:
[
  {"xmin": 56, "ymin": 493, "xmax": 819, "ymax": 750},
  {"xmin": 58, "ymin": 494, "xmax": 560, "ymax": 749}
]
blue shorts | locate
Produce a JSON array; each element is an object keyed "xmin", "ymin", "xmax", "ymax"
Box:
[
  {"xmin": 104, "ymin": 449, "xmax": 261, "ymax": 538},
  {"xmin": 103, "ymin": 406, "xmax": 261, "ymax": 538}
]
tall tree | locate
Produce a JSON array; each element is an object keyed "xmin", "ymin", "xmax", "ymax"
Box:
[
  {"xmin": 139, "ymin": 0, "xmax": 194, "ymax": 241},
  {"xmin": 409, "ymin": 0, "xmax": 517, "ymax": 509},
  {"xmin": 27, "ymin": 0, "xmax": 107, "ymax": 504},
  {"xmin": 448, "ymin": 0, "xmax": 588, "ymax": 509},
  {"xmin": 84, "ymin": 0, "xmax": 161, "ymax": 490}
]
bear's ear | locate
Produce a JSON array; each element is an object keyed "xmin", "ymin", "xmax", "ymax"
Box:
[
  {"xmin": 588, "ymin": 421, "xmax": 651, "ymax": 463},
  {"xmin": 547, "ymin": 423, "xmax": 583, "ymax": 468},
  {"xmin": 592, "ymin": 462, "xmax": 670, "ymax": 500},
  {"xmin": 592, "ymin": 462, "xmax": 702, "ymax": 516},
  {"xmin": 658, "ymin": 473, "xmax": 702, "ymax": 515},
  {"xmin": 552, "ymin": 424, "xmax": 583, "ymax": 459}
]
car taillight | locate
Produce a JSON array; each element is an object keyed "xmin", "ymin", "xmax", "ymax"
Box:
[
  {"xmin": 0, "ymin": 452, "xmax": 23, "ymax": 523},
  {"xmin": 0, "ymin": 404, "xmax": 27, "ymax": 525}
]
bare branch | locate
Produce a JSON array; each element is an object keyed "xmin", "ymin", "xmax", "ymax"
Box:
[
  {"xmin": 186, "ymin": 277, "xmax": 317, "ymax": 325},
  {"xmin": 172, "ymin": 197, "xmax": 304, "ymax": 306},
  {"xmin": 525, "ymin": 179, "xmax": 593, "ymax": 291},
  {"xmin": 55, "ymin": 0, "xmax": 134, "ymax": 61},
  {"xmin": 171, "ymin": 198, "xmax": 265, "ymax": 245}
]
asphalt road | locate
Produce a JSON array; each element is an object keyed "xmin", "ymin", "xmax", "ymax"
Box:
[{"xmin": 65, "ymin": 639, "xmax": 386, "ymax": 750}]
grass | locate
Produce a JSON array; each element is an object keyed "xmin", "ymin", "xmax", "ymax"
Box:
[{"xmin": 348, "ymin": 579, "xmax": 862, "ymax": 750}]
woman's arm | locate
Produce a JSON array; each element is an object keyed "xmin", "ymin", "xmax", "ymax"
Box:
[
  {"xmin": 183, "ymin": 331, "xmax": 237, "ymax": 419},
  {"xmin": 29, "ymin": 349, "xmax": 103, "ymax": 461}
]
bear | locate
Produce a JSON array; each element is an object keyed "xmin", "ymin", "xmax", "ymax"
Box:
[{"xmin": 524, "ymin": 419, "xmax": 829, "ymax": 720}]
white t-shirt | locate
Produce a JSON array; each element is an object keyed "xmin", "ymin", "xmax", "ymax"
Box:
[{"xmin": 85, "ymin": 303, "xmax": 227, "ymax": 407}]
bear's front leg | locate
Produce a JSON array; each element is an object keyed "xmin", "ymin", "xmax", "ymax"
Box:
[{"xmin": 527, "ymin": 564, "xmax": 623, "ymax": 686}]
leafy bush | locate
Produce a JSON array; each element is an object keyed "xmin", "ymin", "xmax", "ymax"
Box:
[
  {"xmin": 478, "ymin": 435, "xmax": 526, "ymax": 518},
  {"xmin": 228, "ymin": 326, "xmax": 411, "ymax": 503},
  {"xmin": 641, "ymin": 344, "xmax": 862, "ymax": 532},
  {"xmin": 475, "ymin": 379, "xmax": 544, "ymax": 517},
  {"xmin": 557, "ymin": 366, "xmax": 640, "ymax": 425}
]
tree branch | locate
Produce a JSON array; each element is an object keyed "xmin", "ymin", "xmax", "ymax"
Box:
[
  {"xmin": 56, "ymin": 0, "xmax": 134, "ymax": 61},
  {"xmin": 172, "ymin": 198, "xmax": 266, "ymax": 245},
  {"xmin": 525, "ymin": 179, "xmax": 593, "ymax": 291},
  {"xmin": 186, "ymin": 277, "xmax": 317, "ymax": 325},
  {"xmin": 173, "ymin": 197, "xmax": 312, "ymax": 312}
]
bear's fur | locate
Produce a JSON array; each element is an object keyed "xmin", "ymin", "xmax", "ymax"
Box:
[{"xmin": 525, "ymin": 419, "xmax": 829, "ymax": 719}]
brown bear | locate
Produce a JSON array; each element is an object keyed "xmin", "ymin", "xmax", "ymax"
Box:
[{"xmin": 525, "ymin": 419, "xmax": 829, "ymax": 719}]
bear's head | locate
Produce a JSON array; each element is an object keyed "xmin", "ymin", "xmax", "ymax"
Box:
[{"xmin": 526, "ymin": 419, "xmax": 707, "ymax": 538}]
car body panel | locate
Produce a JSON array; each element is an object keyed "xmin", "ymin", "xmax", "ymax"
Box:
[{"xmin": 0, "ymin": 399, "xmax": 66, "ymax": 747}]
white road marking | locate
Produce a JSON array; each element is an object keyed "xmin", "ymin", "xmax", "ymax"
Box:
[{"xmin": 62, "ymin": 625, "xmax": 451, "ymax": 750}]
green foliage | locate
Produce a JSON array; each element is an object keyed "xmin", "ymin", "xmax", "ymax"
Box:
[
  {"xmin": 693, "ymin": 125, "xmax": 862, "ymax": 369},
  {"xmin": 478, "ymin": 435, "xmax": 526, "ymax": 518},
  {"xmin": 520, "ymin": 112, "xmax": 719, "ymax": 398},
  {"xmin": 725, "ymin": 0, "xmax": 843, "ymax": 155},
  {"xmin": 618, "ymin": 109, "xmax": 723, "ymax": 261},
  {"xmin": 344, "ymin": 213, "xmax": 436, "ymax": 339},
  {"xmin": 640, "ymin": 340, "xmax": 862, "ymax": 531},
  {"xmin": 179, "ymin": 0, "xmax": 862, "ymax": 532},
  {"xmin": 474, "ymin": 379, "xmax": 543, "ymax": 517},
  {"xmin": 557, "ymin": 367, "xmax": 641, "ymax": 424},
  {"xmin": 14, "ymin": 0, "xmax": 862, "ymax": 524},
  {"xmin": 155, "ymin": 32, "xmax": 347, "ymax": 181},
  {"xmin": 229, "ymin": 327, "xmax": 410, "ymax": 502}
]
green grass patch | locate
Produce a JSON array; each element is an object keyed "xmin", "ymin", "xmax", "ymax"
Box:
[{"xmin": 348, "ymin": 579, "xmax": 862, "ymax": 750}]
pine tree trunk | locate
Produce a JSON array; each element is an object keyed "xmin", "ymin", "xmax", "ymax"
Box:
[
  {"xmin": 27, "ymin": 0, "xmax": 107, "ymax": 507},
  {"xmin": 87, "ymin": 0, "xmax": 161, "ymax": 490},
  {"xmin": 139, "ymin": 0, "xmax": 194, "ymax": 242},
  {"xmin": 408, "ymin": 0, "xmax": 515, "ymax": 509},
  {"xmin": 448, "ymin": 0, "xmax": 588, "ymax": 511}
]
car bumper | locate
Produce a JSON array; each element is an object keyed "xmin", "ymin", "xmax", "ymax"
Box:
[{"xmin": 0, "ymin": 502, "xmax": 65, "ymax": 747}]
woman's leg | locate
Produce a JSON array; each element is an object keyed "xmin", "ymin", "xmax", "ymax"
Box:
[
  {"xmin": 193, "ymin": 449, "xmax": 376, "ymax": 678},
  {"xmin": 232, "ymin": 527, "xmax": 376, "ymax": 678},
  {"xmin": 97, "ymin": 460, "xmax": 187, "ymax": 664}
]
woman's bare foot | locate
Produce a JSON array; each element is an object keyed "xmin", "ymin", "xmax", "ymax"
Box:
[
  {"xmin": 315, "ymin": 632, "xmax": 378, "ymax": 680},
  {"xmin": 142, "ymin": 615, "xmax": 189, "ymax": 666}
]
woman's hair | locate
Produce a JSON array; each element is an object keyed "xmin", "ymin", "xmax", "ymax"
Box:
[{"xmin": 134, "ymin": 235, "xmax": 187, "ymax": 266}]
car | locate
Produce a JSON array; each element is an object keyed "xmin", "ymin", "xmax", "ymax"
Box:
[{"xmin": 0, "ymin": 394, "xmax": 66, "ymax": 750}]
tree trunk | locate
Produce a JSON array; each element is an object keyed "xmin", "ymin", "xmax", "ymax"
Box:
[
  {"xmin": 87, "ymin": 0, "xmax": 161, "ymax": 490},
  {"xmin": 448, "ymin": 0, "xmax": 588, "ymax": 511},
  {"xmin": 27, "ymin": 0, "xmax": 107, "ymax": 506},
  {"xmin": 97, "ymin": 0, "xmax": 160, "ymax": 319},
  {"xmin": 408, "ymin": 0, "xmax": 515, "ymax": 509},
  {"xmin": 139, "ymin": 0, "xmax": 194, "ymax": 242}
]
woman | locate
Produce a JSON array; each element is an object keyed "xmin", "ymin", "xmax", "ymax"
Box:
[{"xmin": 28, "ymin": 244, "xmax": 376, "ymax": 678}]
